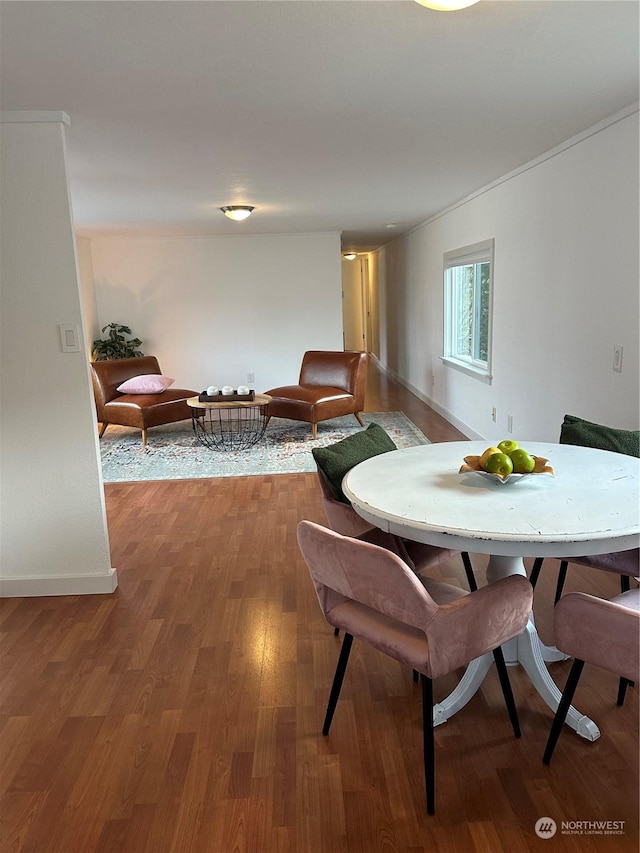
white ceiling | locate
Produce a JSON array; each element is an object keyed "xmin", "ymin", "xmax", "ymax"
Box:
[{"xmin": 1, "ymin": 1, "xmax": 638, "ymax": 252}]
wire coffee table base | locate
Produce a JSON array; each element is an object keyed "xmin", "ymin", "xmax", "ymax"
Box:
[{"xmin": 191, "ymin": 406, "xmax": 270, "ymax": 451}]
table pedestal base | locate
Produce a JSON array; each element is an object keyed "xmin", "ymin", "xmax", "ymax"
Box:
[
  {"xmin": 433, "ymin": 555, "xmax": 600, "ymax": 741},
  {"xmin": 191, "ymin": 406, "xmax": 269, "ymax": 451}
]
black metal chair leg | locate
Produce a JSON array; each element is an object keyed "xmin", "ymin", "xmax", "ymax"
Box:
[
  {"xmin": 334, "ymin": 627, "xmax": 340, "ymax": 637},
  {"xmin": 413, "ymin": 669, "xmax": 419, "ymax": 683},
  {"xmin": 322, "ymin": 632, "xmax": 353, "ymax": 735},
  {"xmin": 554, "ymin": 561, "xmax": 569, "ymax": 605},
  {"xmin": 529, "ymin": 557, "xmax": 544, "ymax": 589},
  {"xmin": 621, "ymin": 575, "xmax": 631, "ymax": 593},
  {"xmin": 421, "ymin": 674, "xmax": 435, "ymax": 815},
  {"xmin": 543, "ymin": 657, "xmax": 585, "ymax": 765},
  {"xmin": 617, "ymin": 676, "xmax": 632, "ymax": 706},
  {"xmin": 492, "ymin": 646, "xmax": 521, "ymax": 738},
  {"xmin": 461, "ymin": 552, "xmax": 477, "ymax": 591}
]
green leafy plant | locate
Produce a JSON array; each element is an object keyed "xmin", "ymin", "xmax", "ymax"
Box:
[{"xmin": 91, "ymin": 323, "xmax": 144, "ymax": 361}]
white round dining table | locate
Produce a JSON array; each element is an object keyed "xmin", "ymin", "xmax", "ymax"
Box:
[{"xmin": 342, "ymin": 441, "xmax": 640, "ymax": 740}]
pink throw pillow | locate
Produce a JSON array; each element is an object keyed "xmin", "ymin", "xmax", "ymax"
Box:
[{"xmin": 116, "ymin": 374, "xmax": 175, "ymax": 394}]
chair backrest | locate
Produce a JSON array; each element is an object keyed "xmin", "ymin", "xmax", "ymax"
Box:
[
  {"xmin": 557, "ymin": 415, "xmax": 639, "ymax": 579},
  {"xmin": 554, "ymin": 589, "xmax": 640, "ymax": 683},
  {"xmin": 559, "ymin": 414, "xmax": 640, "ymax": 457},
  {"xmin": 91, "ymin": 356, "xmax": 162, "ymax": 409},
  {"xmin": 298, "ymin": 520, "xmax": 533, "ymax": 679},
  {"xmin": 299, "ymin": 351, "xmax": 367, "ymax": 407},
  {"xmin": 297, "ymin": 520, "xmax": 439, "ymax": 631},
  {"xmin": 312, "ymin": 422, "xmax": 396, "ymax": 503},
  {"xmin": 315, "ymin": 467, "xmax": 373, "ymax": 537}
]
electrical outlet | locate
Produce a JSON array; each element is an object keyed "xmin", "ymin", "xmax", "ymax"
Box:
[
  {"xmin": 507, "ymin": 414, "xmax": 514, "ymax": 433},
  {"xmin": 431, "ymin": 373, "xmax": 435, "ymax": 388},
  {"xmin": 247, "ymin": 372, "xmax": 255, "ymax": 383},
  {"xmin": 491, "ymin": 407, "xmax": 497, "ymax": 423},
  {"xmin": 613, "ymin": 345, "xmax": 623, "ymax": 373}
]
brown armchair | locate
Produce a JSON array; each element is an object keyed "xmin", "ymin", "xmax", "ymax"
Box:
[
  {"xmin": 265, "ymin": 350, "xmax": 367, "ymax": 438},
  {"xmin": 90, "ymin": 356, "xmax": 197, "ymax": 445}
]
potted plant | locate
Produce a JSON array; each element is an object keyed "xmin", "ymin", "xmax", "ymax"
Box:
[{"xmin": 91, "ymin": 323, "xmax": 144, "ymax": 361}]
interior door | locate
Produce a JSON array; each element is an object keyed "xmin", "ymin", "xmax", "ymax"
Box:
[{"xmin": 341, "ymin": 257, "xmax": 367, "ymax": 351}]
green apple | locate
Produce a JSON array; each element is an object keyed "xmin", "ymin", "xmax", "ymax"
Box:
[
  {"xmin": 483, "ymin": 452, "xmax": 514, "ymax": 477},
  {"xmin": 479, "ymin": 446, "xmax": 501, "ymax": 468},
  {"xmin": 497, "ymin": 439, "xmax": 519, "ymax": 455},
  {"xmin": 509, "ymin": 448, "xmax": 536, "ymax": 474}
]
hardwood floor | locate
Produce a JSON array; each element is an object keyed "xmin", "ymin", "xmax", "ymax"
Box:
[{"xmin": 1, "ymin": 361, "xmax": 637, "ymax": 852}]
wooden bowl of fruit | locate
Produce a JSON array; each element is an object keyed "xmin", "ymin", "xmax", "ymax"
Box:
[{"xmin": 460, "ymin": 440, "xmax": 554, "ymax": 484}]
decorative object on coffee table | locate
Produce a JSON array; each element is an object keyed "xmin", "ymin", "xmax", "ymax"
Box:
[
  {"xmin": 188, "ymin": 393, "xmax": 272, "ymax": 451},
  {"xmin": 198, "ymin": 388, "xmax": 255, "ymax": 403}
]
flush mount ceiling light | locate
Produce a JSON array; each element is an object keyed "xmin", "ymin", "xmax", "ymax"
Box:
[
  {"xmin": 343, "ymin": 252, "xmax": 357, "ymax": 260},
  {"xmin": 414, "ymin": 0, "xmax": 479, "ymax": 9},
  {"xmin": 220, "ymin": 205, "xmax": 254, "ymax": 221}
]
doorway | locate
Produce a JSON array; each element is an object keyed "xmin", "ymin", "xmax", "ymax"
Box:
[{"xmin": 341, "ymin": 255, "xmax": 368, "ymax": 352}]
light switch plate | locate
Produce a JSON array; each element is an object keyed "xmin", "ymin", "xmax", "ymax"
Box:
[
  {"xmin": 613, "ymin": 344, "xmax": 623, "ymax": 373},
  {"xmin": 59, "ymin": 323, "xmax": 81, "ymax": 353}
]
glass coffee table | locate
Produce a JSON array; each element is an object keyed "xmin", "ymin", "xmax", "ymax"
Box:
[{"xmin": 187, "ymin": 394, "xmax": 272, "ymax": 451}]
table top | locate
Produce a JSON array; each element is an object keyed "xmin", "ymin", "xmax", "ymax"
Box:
[
  {"xmin": 342, "ymin": 441, "xmax": 640, "ymax": 558},
  {"xmin": 187, "ymin": 394, "xmax": 272, "ymax": 409}
]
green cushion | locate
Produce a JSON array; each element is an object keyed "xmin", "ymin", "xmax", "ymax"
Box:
[
  {"xmin": 312, "ymin": 422, "xmax": 397, "ymax": 503},
  {"xmin": 559, "ymin": 414, "xmax": 640, "ymax": 458}
]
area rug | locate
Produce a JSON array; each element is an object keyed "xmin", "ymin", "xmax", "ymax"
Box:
[{"xmin": 100, "ymin": 412, "xmax": 429, "ymax": 483}]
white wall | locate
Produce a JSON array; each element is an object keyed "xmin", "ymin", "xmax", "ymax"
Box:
[
  {"xmin": 77, "ymin": 236, "xmax": 100, "ymax": 350},
  {"xmin": 0, "ymin": 113, "xmax": 116, "ymax": 596},
  {"xmin": 371, "ymin": 108, "xmax": 639, "ymax": 442},
  {"xmin": 88, "ymin": 232, "xmax": 343, "ymax": 391}
]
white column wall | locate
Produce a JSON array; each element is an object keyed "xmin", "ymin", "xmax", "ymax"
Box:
[
  {"xmin": 77, "ymin": 236, "xmax": 101, "ymax": 352},
  {"xmin": 371, "ymin": 108, "xmax": 639, "ymax": 442},
  {"xmin": 0, "ymin": 114, "xmax": 116, "ymax": 596},
  {"xmin": 88, "ymin": 232, "xmax": 343, "ymax": 392}
]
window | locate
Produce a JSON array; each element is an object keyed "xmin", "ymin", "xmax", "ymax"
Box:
[{"xmin": 443, "ymin": 239, "xmax": 494, "ymax": 383}]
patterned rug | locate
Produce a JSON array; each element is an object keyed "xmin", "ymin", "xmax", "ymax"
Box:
[{"xmin": 99, "ymin": 412, "xmax": 429, "ymax": 483}]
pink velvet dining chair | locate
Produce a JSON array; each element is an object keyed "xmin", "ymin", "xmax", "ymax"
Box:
[
  {"xmin": 529, "ymin": 415, "xmax": 639, "ymax": 608},
  {"xmin": 542, "ymin": 586, "xmax": 640, "ymax": 765},
  {"xmin": 316, "ymin": 464, "xmax": 474, "ymax": 684},
  {"xmin": 529, "ymin": 549, "xmax": 638, "ymax": 608},
  {"xmin": 297, "ymin": 520, "xmax": 533, "ymax": 814},
  {"xmin": 315, "ymin": 465, "xmax": 475, "ymax": 583},
  {"xmin": 312, "ymin": 422, "xmax": 478, "ymax": 663},
  {"xmin": 312, "ymin": 420, "xmax": 479, "ymax": 592}
]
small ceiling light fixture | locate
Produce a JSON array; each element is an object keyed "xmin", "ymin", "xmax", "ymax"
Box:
[
  {"xmin": 343, "ymin": 252, "xmax": 357, "ymax": 260},
  {"xmin": 414, "ymin": 0, "xmax": 479, "ymax": 9},
  {"xmin": 221, "ymin": 205, "xmax": 255, "ymax": 221}
]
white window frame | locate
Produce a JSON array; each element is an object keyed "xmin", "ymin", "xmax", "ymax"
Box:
[{"xmin": 442, "ymin": 239, "xmax": 494, "ymax": 384}]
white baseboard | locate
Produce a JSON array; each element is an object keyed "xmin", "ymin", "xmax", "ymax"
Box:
[
  {"xmin": 0, "ymin": 568, "xmax": 118, "ymax": 598},
  {"xmin": 370, "ymin": 355, "xmax": 484, "ymax": 440}
]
